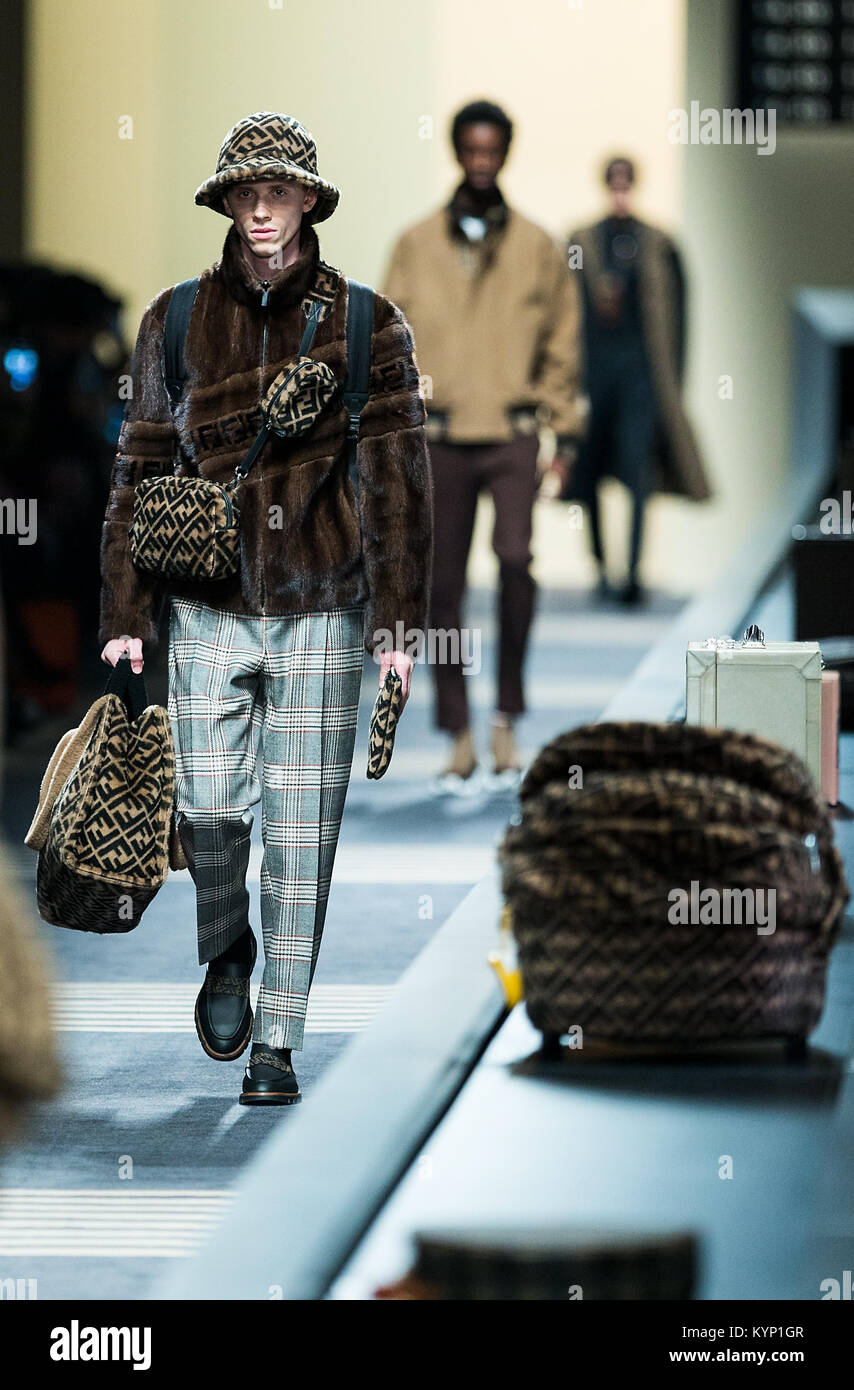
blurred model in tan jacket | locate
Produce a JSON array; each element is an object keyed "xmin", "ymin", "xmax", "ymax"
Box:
[{"xmin": 384, "ymin": 99, "xmax": 585, "ymax": 787}]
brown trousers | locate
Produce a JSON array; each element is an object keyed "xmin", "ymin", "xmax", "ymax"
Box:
[{"xmin": 427, "ymin": 436, "xmax": 540, "ymax": 733}]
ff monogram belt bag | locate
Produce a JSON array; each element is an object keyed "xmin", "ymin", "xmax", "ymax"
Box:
[{"xmin": 128, "ymin": 276, "xmax": 374, "ymax": 583}]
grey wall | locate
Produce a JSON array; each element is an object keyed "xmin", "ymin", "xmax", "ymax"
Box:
[{"xmin": 682, "ymin": 0, "xmax": 854, "ymax": 562}]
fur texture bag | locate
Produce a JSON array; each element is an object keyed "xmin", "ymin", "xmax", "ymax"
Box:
[
  {"xmin": 24, "ymin": 656, "xmax": 184, "ymax": 933},
  {"xmin": 129, "ymin": 355, "xmax": 339, "ymax": 583},
  {"xmin": 367, "ymin": 667, "xmax": 403, "ymax": 779},
  {"xmin": 129, "ymin": 472, "xmax": 241, "ymax": 581},
  {"xmin": 499, "ymin": 721, "xmax": 849, "ymax": 1052}
]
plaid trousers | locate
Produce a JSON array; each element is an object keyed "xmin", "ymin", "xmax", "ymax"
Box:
[{"xmin": 167, "ymin": 597, "xmax": 365, "ymax": 1050}]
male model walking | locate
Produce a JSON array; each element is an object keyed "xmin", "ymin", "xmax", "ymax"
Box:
[
  {"xmin": 561, "ymin": 156, "xmax": 710, "ymax": 604},
  {"xmin": 99, "ymin": 112, "xmax": 433, "ymax": 1104},
  {"xmin": 384, "ymin": 100, "xmax": 584, "ymax": 789}
]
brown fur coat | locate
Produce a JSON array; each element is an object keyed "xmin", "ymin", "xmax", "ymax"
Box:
[{"xmin": 98, "ymin": 221, "xmax": 433, "ymax": 655}]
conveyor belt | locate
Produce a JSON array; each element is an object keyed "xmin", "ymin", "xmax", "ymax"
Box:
[
  {"xmin": 156, "ymin": 467, "xmax": 841, "ymax": 1301},
  {"xmin": 326, "ymin": 570, "xmax": 854, "ymax": 1300}
]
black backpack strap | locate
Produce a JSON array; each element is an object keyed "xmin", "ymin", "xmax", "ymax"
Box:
[
  {"xmin": 163, "ymin": 277, "xmax": 201, "ymax": 407},
  {"xmin": 299, "ymin": 299, "xmax": 323, "ymax": 356},
  {"xmin": 343, "ymin": 279, "xmax": 374, "ymax": 506}
]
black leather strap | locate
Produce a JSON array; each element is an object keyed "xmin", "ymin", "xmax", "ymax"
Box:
[
  {"xmin": 299, "ymin": 300, "xmax": 322, "ymax": 356},
  {"xmin": 161, "ymin": 277, "xmax": 373, "ymax": 498},
  {"xmin": 236, "ymin": 284, "xmax": 373, "ymax": 490},
  {"xmin": 163, "ymin": 277, "xmax": 201, "ymax": 407},
  {"xmin": 234, "ymin": 301, "xmax": 320, "ymax": 478},
  {"xmin": 234, "ymin": 423, "xmax": 272, "ymax": 480},
  {"xmin": 343, "ymin": 279, "xmax": 374, "ymax": 505},
  {"xmin": 103, "ymin": 653, "xmax": 149, "ymax": 723}
]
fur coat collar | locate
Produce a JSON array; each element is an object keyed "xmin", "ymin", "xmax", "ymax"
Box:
[{"xmin": 218, "ymin": 219, "xmax": 322, "ymax": 309}]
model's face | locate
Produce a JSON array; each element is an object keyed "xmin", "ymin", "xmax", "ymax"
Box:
[
  {"xmin": 222, "ymin": 178, "xmax": 317, "ymax": 262},
  {"xmin": 607, "ymin": 174, "xmax": 633, "ymax": 217},
  {"xmin": 455, "ymin": 122, "xmax": 508, "ymax": 190}
]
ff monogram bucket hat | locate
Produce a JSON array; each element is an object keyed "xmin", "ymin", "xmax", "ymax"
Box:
[{"xmin": 194, "ymin": 111, "xmax": 340, "ymax": 223}]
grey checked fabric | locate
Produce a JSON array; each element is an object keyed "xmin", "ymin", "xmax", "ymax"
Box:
[{"xmin": 167, "ymin": 597, "xmax": 365, "ymax": 1050}]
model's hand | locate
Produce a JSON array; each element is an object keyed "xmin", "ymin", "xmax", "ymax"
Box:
[
  {"xmin": 538, "ymin": 456, "xmax": 571, "ymax": 501},
  {"xmin": 101, "ymin": 636, "xmax": 144, "ymax": 673},
  {"xmin": 379, "ymin": 649, "xmax": 414, "ymax": 714}
]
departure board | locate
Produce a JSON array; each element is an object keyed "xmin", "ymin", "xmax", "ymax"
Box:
[{"xmin": 738, "ymin": 0, "xmax": 854, "ymax": 122}]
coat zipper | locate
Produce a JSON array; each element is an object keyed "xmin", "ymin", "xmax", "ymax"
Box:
[
  {"xmin": 258, "ymin": 281, "xmax": 271, "ymax": 613},
  {"xmin": 260, "ymin": 281, "xmax": 270, "ymax": 369},
  {"xmin": 256, "ymin": 285, "xmax": 313, "ymax": 614}
]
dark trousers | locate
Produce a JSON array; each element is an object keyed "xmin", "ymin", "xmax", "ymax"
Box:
[
  {"xmin": 427, "ymin": 436, "xmax": 540, "ymax": 734},
  {"xmin": 585, "ymin": 337, "xmax": 657, "ymax": 582}
]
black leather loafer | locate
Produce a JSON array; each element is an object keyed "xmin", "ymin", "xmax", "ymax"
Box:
[
  {"xmin": 239, "ymin": 1045, "xmax": 301, "ymax": 1105},
  {"xmin": 194, "ymin": 929, "xmax": 257, "ymax": 1062}
]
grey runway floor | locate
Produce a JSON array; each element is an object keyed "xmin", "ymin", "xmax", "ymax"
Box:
[{"xmin": 0, "ymin": 585, "xmax": 680, "ymax": 1299}]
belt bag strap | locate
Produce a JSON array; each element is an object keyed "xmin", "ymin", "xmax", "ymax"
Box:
[
  {"xmin": 232, "ymin": 300, "xmax": 325, "ymax": 482},
  {"xmin": 162, "ymin": 276, "xmax": 374, "ymax": 491},
  {"xmin": 234, "ymin": 282, "xmax": 374, "ymax": 490}
]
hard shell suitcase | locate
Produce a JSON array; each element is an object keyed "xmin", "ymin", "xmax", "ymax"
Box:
[{"xmin": 685, "ymin": 630, "xmax": 822, "ymax": 789}]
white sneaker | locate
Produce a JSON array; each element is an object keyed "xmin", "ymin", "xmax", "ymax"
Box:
[
  {"xmin": 431, "ymin": 767, "xmax": 485, "ymax": 798},
  {"xmin": 484, "ymin": 766, "xmax": 523, "ymax": 793}
]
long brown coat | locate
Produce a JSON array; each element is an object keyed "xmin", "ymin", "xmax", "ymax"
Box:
[
  {"xmin": 98, "ymin": 222, "xmax": 433, "ymax": 656},
  {"xmin": 568, "ymin": 219, "xmax": 711, "ymax": 502}
]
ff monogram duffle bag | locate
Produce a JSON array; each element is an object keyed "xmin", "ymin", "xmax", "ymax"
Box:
[
  {"xmin": 24, "ymin": 655, "xmax": 185, "ymax": 934},
  {"xmin": 128, "ymin": 277, "xmax": 374, "ymax": 583}
]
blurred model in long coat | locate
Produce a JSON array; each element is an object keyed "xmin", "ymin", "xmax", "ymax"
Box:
[{"xmin": 560, "ymin": 157, "xmax": 710, "ymax": 604}]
